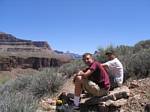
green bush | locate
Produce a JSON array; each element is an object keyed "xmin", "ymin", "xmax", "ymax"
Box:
[
  {"xmin": 127, "ymin": 49, "xmax": 150, "ymax": 78},
  {"xmin": 95, "ymin": 47, "xmax": 107, "ymax": 63},
  {"xmin": 116, "ymin": 45, "xmax": 134, "ymax": 56},
  {"xmin": 96, "ymin": 45, "xmax": 115, "ymax": 63},
  {"xmin": 96, "ymin": 40, "xmax": 150, "ymax": 80},
  {"xmin": 0, "ymin": 75, "xmax": 11, "ymax": 85},
  {"xmin": 59, "ymin": 59, "xmax": 86, "ymax": 78},
  {"xmin": 29, "ymin": 68, "xmax": 64, "ymax": 98},
  {"xmin": 0, "ymin": 39, "xmax": 149, "ymax": 112},
  {"xmin": 134, "ymin": 40, "xmax": 150, "ymax": 52},
  {"xmin": 0, "ymin": 67, "xmax": 65, "ymax": 111},
  {"xmin": 0, "ymin": 92, "xmax": 37, "ymax": 112}
]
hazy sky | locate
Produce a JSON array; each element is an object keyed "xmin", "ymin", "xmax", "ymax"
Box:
[{"xmin": 0, "ymin": 0, "xmax": 150, "ymax": 54}]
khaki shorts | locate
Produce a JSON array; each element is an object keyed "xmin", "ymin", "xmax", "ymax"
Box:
[{"xmin": 82, "ymin": 79, "xmax": 108, "ymax": 97}]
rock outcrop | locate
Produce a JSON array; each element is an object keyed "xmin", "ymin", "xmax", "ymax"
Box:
[
  {"xmin": 0, "ymin": 32, "xmax": 72, "ymax": 70},
  {"xmin": 0, "ymin": 32, "xmax": 51, "ymax": 49},
  {"xmin": 39, "ymin": 86, "xmax": 130, "ymax": 112},
  {"xmin": 38, "ymin": 75, "xmax": 150, "ymax": 112},
  {"xmin": 81, "ymin": 86, "xmax": 130, "ymax": 112}
]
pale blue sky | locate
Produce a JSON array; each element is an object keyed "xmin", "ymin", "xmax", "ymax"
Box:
[{"xmin": 0, "ymin": 0, "xmax": 150, "ymax": 55}]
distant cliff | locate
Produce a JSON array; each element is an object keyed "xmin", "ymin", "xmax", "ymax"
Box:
[
  {"xmin": 0, "ymin": 32, "xmax": 51, "ymax": 49},
  {"xmin": 0, "ymin": 32, "xmax": 73, "ymax": 70},
  {"xmin": 54, "ymin": 50, "xmax": 82, "ymax": 59}
]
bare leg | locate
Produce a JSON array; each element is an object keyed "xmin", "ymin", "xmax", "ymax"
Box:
[
  {"xmin": 74, "ymin": 75, "xmax": 83, "ymax": 96},
  {"xmin": 73, "ymin": 75, "xmax": 83, "ymax": 106}
]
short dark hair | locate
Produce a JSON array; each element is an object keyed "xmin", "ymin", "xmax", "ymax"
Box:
[
  {"xmin": 82, "ymin": 53, "xmax": 93, "ymax": 59},
  {"xmin": 105, "ymin": 50, "xmax": 115, "ymax": 55}
]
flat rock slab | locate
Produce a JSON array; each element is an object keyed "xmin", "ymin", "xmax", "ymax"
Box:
[{"xmin": 81, "ymin": 86, "xmax": 130, "ymax": 106}]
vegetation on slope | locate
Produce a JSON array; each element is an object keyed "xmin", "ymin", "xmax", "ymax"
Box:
[{"xmin": 0, "ymin": 39, "xmax": 149, "ymax": 112}]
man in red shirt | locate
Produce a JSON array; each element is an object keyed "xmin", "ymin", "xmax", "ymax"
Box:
[{"xmin": 73, "ymin": 53, "xmax": 110, "ymax": 109}]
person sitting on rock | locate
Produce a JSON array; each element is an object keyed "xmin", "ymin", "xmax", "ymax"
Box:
[
  {"xmin": 101, "ymin": 50, "xmax": 124, "ymax": 90},
  {"xmin": 73, "ymin": 53, "xmax": 110, "ymax": 109}
]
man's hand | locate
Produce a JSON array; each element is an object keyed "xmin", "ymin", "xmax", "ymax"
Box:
[
  {"xmin": 73, "ymin": 70, "xmax": 84, "ymax": 83},
  {"xmin": 77, "ymin": 70, "xmax": 84, "ymax": 76}
]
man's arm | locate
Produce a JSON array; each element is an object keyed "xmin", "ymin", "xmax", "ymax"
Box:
[
  {"xmin": 101, "ymin": 63, "xmax": 108, "ymax": 67},
  {"xmin": 78, "ymin": 69, "xmax": 94, "ymax": 78},
  {"xmin": 73, "ymin": 69, "xmax": 93, "ymax": 83},
  {"xmin": 101, "ymin": 63, "xmax": 110, "ymax": 72}
]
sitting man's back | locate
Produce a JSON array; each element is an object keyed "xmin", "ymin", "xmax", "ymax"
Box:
[{"xmin": 102, "ymin": 50, "xmax": 124, "ymax": 89}]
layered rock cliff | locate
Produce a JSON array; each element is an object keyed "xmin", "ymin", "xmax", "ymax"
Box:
[{"xmin": 0, "ymin": 32, "xmax": 72, "ymax": 70}]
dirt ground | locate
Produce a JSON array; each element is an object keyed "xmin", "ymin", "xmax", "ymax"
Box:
[{"xmin": 122, "ymin": 78, "xmax": 150, "ymax": 112}]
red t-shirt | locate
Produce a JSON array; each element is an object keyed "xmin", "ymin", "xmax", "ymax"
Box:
[{"xmin": 87, "ymin": 61, "xmax": 110, "ymax": 90}]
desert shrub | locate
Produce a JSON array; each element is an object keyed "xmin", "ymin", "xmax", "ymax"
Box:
[
  {"xmin": 134, "ymin": 40, "xmax": 150, "ymax": 52},
  {"xmin": 0, "ymin": 67, "xmax": 65, "ymax": 111},
  {"xmin": 95, "ymin": 47, "xmax": 107, "ymax": 63},
  {"xmin": 58, "ymin": 59, "xmax": 86, "ymax": 78},
  {"xmin": 0, "ymin": 79, "xmax": 17, "ymax": 95},
  {"xmin": 116, "ymin": 55, "xmax": 130, "ymax": 80},
  {"xmin": 145, "ymin": 90, "xmax": 150, "ymax": 100},
  {"xmin": 0, "ymin": 75, "xmax": 11, "ymax": 85},
  {"xmin": 96, "ymin": 42, "xmax": 150, "ymax": 80},
  {"xmin": 12, "ymin": 75, "xmax": 33, "ymax": 91},
  {"xmin": 115, "ymin": 45, "xmax": 134, "ymax": 80},
  {"xmin": 29, "ymin": 68, "xmax": 64, "ymax": 98},
  {"xmin": 115, "ymin": 44, "xmax": 150, "ymax": 79},
  {"xmin": 0, "ymin": 75, "xmax": 37, "ymax": 112},
  {"xmin": 0, "ymin": 75, "xmax": 33, "ymax": 96},
  {"xmin": 116, "ymin": 45, "xmax": 134, "ymax": 56},
  {"xmin": 96, "ymin": 45, "xmax": 115, "ymax": 63},
  {"xmin": 0, "ymin": 91, "xmax": 37, "ymax": 112},
  {"xmin": 127, "ymin": 49, "xmax": 150, "ymax": 78}
]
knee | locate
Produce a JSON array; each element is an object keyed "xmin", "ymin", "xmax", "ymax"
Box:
[{"xmin": 74, "ymin": 75, "xmax": 82, "ymax": 83}]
